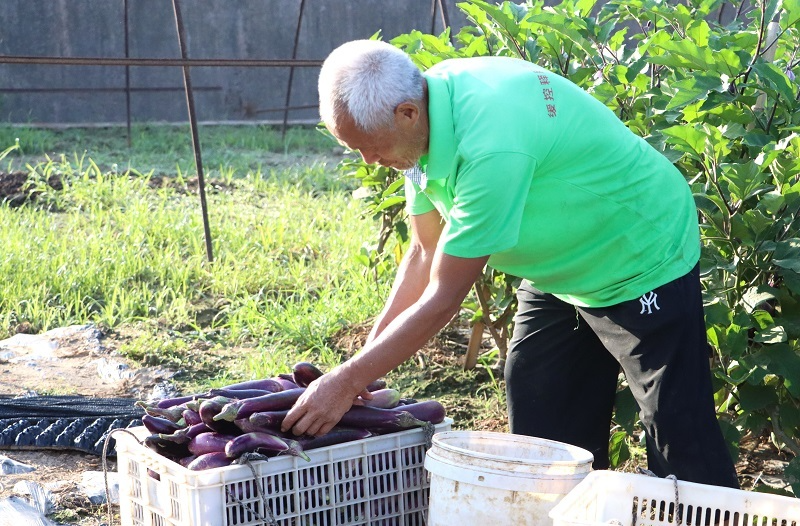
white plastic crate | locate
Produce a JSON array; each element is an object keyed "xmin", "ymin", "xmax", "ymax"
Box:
[
  {"xmin": 549, "ymin": 470, "xmax": 800, "ymax": 526},
  {"xmin": 116, "ymin": 419, "xmax": 452, "ymax": 526}
]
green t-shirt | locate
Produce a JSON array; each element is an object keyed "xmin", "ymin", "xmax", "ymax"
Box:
[{"xmin": 406, "ymin": 56, "xmax": 700, "ymax": 307}]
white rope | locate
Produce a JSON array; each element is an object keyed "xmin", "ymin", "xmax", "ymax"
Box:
[{"xmin": 634, "ymin": 468, "xmax": 681, "ymax": 526}]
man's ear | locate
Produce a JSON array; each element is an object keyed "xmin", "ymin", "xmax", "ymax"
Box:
[{"xmin": 394, "ymin": 101, "xmax": 420, "ymax": 127}]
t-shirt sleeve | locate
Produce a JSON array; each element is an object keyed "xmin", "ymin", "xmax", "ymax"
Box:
[
  {"xmin": 404, "ymin": 176, "xmax": 436, "ymax": 216},
  {"xmin": 440, "ymin": 152, "xmax": 537, "ymax": 258}
]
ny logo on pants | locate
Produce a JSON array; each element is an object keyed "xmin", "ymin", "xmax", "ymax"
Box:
[{"xmin": 640, "ymin": 291, "xmax": 660, "ymax": 314}]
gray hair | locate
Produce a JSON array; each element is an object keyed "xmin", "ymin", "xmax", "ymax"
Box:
[{"xmin": 318, "ymin": 40, "xmax": 423, "ymax": 133}]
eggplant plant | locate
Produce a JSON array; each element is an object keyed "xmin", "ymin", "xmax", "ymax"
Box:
[{"xmin": 340, "ymin": 0, "xmax": 800, "ymax": 493}]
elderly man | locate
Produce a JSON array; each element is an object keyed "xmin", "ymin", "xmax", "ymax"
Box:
[{"xmin": 282, "ymin": 39, "xmax": 739, "ymax": 488}]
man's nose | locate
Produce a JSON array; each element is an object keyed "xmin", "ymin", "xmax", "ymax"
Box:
[{"xmin": 360, "ymin": 150, "xmax": 381, "ymax": 164}]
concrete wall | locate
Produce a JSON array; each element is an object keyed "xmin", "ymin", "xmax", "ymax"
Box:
[{"xmin": 0, "ymin": 0, "xmax": 467, "ymax": 125}]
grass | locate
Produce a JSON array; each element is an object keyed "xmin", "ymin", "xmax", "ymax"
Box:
[
  {"xmin": 0, "ymin": 125, "xmax": 393, "ymax": 384},
  {"xmin": 0, "ymin": 125, "xmax": 505, "ymax": 409},
  {"xmin": 0, "ymin": 123, "xmax": 340, "ymax": 176}
]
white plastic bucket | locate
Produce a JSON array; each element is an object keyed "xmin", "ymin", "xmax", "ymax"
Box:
[{"xmin": 424, "ymin": 431, "xmax": 594, "ymax": 526}]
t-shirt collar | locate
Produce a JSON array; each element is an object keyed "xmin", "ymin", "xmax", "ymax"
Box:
[{"xmin": 423, "ymin": 72, "xmax": 456, "ymax": 181}]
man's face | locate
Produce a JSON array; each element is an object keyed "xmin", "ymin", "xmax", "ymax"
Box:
[{"xmin": 330, "ymin": 103, "xmax": 427, "ymax": 171}]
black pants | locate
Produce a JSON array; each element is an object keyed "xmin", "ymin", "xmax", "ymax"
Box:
[{"xmin": 505, "ymin": 264, "xmax": 739, "ymax": 488}]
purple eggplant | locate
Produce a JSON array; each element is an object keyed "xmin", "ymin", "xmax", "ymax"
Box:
[
  {"xmin": 136, "ymin": 401, "xmax": 187, "ymax": 423},
  {"xmin": 233, "ymin": 417, "xmax": 262, "ymax": 434},
  {"xmin": 144, "ymin": 434, "xmax": 190, "ymax": 462},
  {"xmin": 188, "ymin": 432, "xmax": 238, "ymax": 456},
  {"xmin": 214, "ymin": 388, "xmax": 306, "ymax": 422},
  {"xmin": 178, "ymin": 454, "xmax": 198, "ymax": 467},
  {"xmin": 291, "ymin": 362, "xmax": 324, "ymax": 387},
  {"xmin": 158, "ymin": 422, "xmax": 211, "ymax": 444},
  {"xmin": 187, "ymin": 451, "xmax": 232, "ymax": 470},
  {"xmin": 198, "ymin": 396, "xmax": 241, "ymax": 434},
  {"xmin": 234, "ymin": 418, "xmax": 293, "ymax": 438},
  {"xmin": 225, "ymin": 432, "xmax": 310, "ymax": 461},
  {"xmin": 366, "ymin": 379, "xmax": 387, "ymax": 392},
  {"xmin": 219, "ymin": 378, "xmax": 284, "ymax": 392},
  {"xmin": 207, "ymin": 388, "xmax": 275, "ymax": 399},
  {"xmin": 393, "ymin": 400, "xmax": 446, "ymax": 424},
  {"xmin": 155, "ymin": 394, "xmax": 198, "ymax": 409},
  {"xmin": 142, "ymin": 414, "xmax": 184, "ymax": 435},
  {"xmin": 182, "ymin": 409, "xmax": 203, "ymax": 426},
  {"xmin": 273, "ymin": 375, "xmax": 300, "ymax": 390},
  {"xmin": 297, "ymin": 427, "xmax": 372, "ymax": 450},
  {"xmin": 361, "ymin": 388, "xmax": 401, "ymax": 409},
  {"xmin": 338, "ymin": 405, "xmax": 425, "ymax": 432},
  {"xmin": 248, "ymin": 410, "xmax": 289, "ymax": 429}
]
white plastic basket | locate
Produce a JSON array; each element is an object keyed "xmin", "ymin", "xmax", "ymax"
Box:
[
  {"xmin": 549, "ymin": 470, "xmax": 800, "ymax": 526},
  {"xmin": 116, "ymin": 419, "xmax": 452, "ymax": 526}
]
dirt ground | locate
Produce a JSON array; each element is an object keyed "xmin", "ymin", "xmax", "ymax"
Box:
[{"xmin": 0, "ymin": 324, "xmax": 175, "ymax": 525}]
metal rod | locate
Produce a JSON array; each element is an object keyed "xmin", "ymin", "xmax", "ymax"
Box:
[
  {"xmin": 124, "ymin": 0, "xmax": 132, "ymax": 148},
  {"xmin": 282, "ymin": 0, "xmax": 307, "ymax": 141},
  {"xmin": 172, "ymin": 0, "xmax": 213, "ymax": 263},
  {"xmin": 0, "ymin": 86, "xmax": 221, "ymax": 93},
  {"xmin": 0, "ymin": 55, "xmax": 323, "ymax": 67},
  {"xmin": 437, "ymin": 0, "xmax": 451, "ymax": 31},
  {"xmin": 251, "ymin": 103, "xmax": 318, "ymax": 115}
]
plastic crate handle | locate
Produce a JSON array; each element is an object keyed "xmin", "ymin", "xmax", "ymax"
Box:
[
  {"xmin": 635, "ymin": 467, "xmax": 681, "ymax": 526},
  {"xmin": 226, "ymin": 453, "xmax": 279, "ymax": 526}
]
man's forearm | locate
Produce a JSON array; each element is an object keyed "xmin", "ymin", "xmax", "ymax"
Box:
[
  {"xmin": 367, "ymin": 247, "xmax": 433, "ymax": 343},
  {"xmin": 344, "ymin": 288, "xmax": 461, "ymax": 388}
]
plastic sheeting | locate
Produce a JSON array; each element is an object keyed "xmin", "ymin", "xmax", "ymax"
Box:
[{"xmin": 0, "ymin": 496, "xmax": 58, "ymax": 526}]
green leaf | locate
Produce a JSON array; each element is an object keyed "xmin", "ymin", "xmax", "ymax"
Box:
[
  {"xmin": 661, "ymin": 125, "xmax": 707, "ymax": 157},
  {"xmin": 373, "ymin": 196, "xmax": 405, "ymax": 213},
  {"xmin": 720, "ymin": 161, "xmax": 767, "ymax": 203},
  {"xmin": 781, "ymin": 269, "xmax": 800, "ymax": 295},
  {"xmin": 685, "ymin": 19, "xmax": 711, "ymax": 48},
  {"xmin": 705, "ymin": 301, "xmax": 732, "ymax": 327},
  {"xmin": 774, "ymin": 239, "xmax": 800, "ymax": 272},
  {"xmin": 737, "ymin": 382, "xmax": 778, "ymax": 411},
  {"xmin": 781, "ymin": 0, "xmax": 800, "ymax": 30},
  {"xmin": 741, "ymin": 286, "xmax": 776, "ymax": 314},
  {"xmin": 779, "ymin": 402, "xmax": 800, "ymax": 433},
  {"xmin": 613, "ymin": 385, "xmax": 639, "ymax": 434},
  {"xmin": 758, "ymin": 191, "xmax": 785, "ymax": 215},
  {"xmin": 664, "ymin": 75, "xmax": 723, "ymax": 111},
  {"xmin": 717, "ymin": 419, "xmax": 742, "ymax": 465},
  {"xmin": 764, "ymin": 344, "xmax": 800, "ymax": 398},
  {"xmin": 722, "ymin": 360, "xmax": 757, "ymax": 384},
  {"xmin": 752, "ymin": 62, "xmax": 797, "ymax": 105},
  {"xmin": 468, "ymin": 0, "xmax": 524, "ymax": 43},
  {"xmin": 743, "ymin": 209, "xmax": 777, "ymax": 240},
  {"xmin": 694, "ymin": 192, "xmax": 731, "ymax": 233},
  {"xmin": 608, "ymin": 430, "xmax": 631, "ymax": 468},
  {"xmin": 753, "ymin": 325, "xmax": 787, "ymax": 344},
  {"xmin": 382, "ymin": 177, "xmax": 405, "ymax": 196},
  {"xmin": 649, "ymin": 38, "xmax": 718, "ymax": 72},
  {"xmin": 785, "ymin": 457, "xmax": 800, "ymax": 497}
]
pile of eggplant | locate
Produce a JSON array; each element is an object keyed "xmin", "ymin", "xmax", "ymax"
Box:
[{"xmin": 136, "ymin": 362, "xmax": 446, "ymax": 471}]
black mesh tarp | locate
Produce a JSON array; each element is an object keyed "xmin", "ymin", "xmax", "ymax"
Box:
[{"xmin": 0, "ymin": 395, "xmax": 144, "ymax": 456}]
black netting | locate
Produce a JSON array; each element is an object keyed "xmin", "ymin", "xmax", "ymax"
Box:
[{"xmin": 0, "ymin": 396, "xmax": 144, "ymax": 456}]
